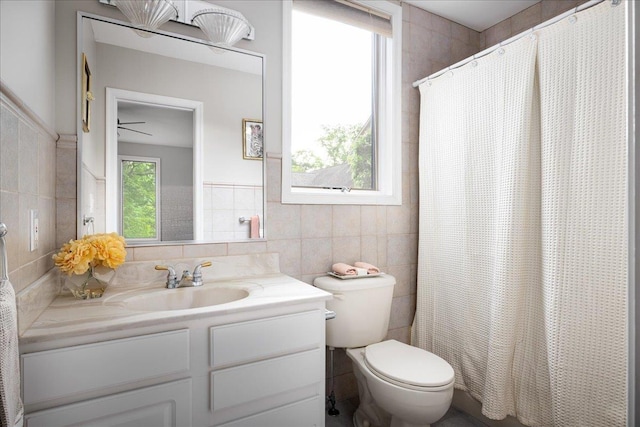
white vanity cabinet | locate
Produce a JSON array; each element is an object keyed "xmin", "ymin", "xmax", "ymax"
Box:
[
  {"xmin": 20, "ymin": 306, "xmax": 326, "ymax": 427},
  {"xmin": 21, "ymin": 329, "xmax": 193, "ymax": 427},
  {"xmin": 23, "ymin": 379, "xmax": 193, "ymax": 427},
  {"xmin": 207, "ymin": 310, "xmax": 325, "ymax": 426}
]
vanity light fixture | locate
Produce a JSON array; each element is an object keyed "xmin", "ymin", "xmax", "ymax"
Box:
[
  {"xmin": 191, "ymin": 6, "xmax": 254, "ymax": 47},
  {"xmin": 111, "ymin": 0, "xmax": 178, "ymax": 37}
]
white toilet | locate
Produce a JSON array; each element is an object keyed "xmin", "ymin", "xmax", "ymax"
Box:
[{"xmin": 314, "ymin": 274, "xmax": 454, "ymax": 427}]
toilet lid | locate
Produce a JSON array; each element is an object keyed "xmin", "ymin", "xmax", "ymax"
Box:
[{"xmin": 364, "ymin": 340, "xmax": 454, "ymax": 388}]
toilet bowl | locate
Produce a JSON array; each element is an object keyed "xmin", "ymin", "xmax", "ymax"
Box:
[
  {"xmin": 313, "ymin": 275, "xmax": 455, "ymax": 427},
  {"xmin": 347, "ymin": 340, "xmax": 454, "ymax": 427}
]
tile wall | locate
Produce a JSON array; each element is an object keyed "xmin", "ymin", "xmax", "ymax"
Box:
[
  {"xmin": 0, "ymin": 97, "xmax": 56, "ymax": 293},
  {"xmin": 0, "ymin": 88, "xmax": 61, "ymax": 333},
  {"xmin": 482, "ymin": 0, "xmax": 587, "ymax": 48},
  {"xmin": 161, "ymin": 184, "xmax": 194, "ymax": 241},
  {"xmin": 203, "ymin": 183, "xmax": 263, "ymax": 241},
  {"xmin": 80, "ymin": 165, "xmax": 105, "ymax": 235}
]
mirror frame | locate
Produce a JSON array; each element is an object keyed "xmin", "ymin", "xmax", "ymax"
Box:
[{"xmin": 76, "ymin": 12, "xmax": 267, "ymax": 245}]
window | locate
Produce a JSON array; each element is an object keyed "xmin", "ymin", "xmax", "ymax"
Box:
[
  {"xmin": 119, "ymin": 156, "xmax": 160, "ymax": 241},
  {"xmin": 282, "ymin": 0, "xmax": 402, "ymax": 205}
]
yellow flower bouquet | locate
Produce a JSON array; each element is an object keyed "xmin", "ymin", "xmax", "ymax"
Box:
[{"xmin": 53, "ymin": 233, "xmax": 127, "ymax": 299}]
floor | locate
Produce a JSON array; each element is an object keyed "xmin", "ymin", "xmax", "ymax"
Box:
[{"xmin": 325, "ymin": 399, "xmax": 489, "ymax": 427}]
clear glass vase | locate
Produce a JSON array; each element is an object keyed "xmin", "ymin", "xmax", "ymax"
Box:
[{"xmin": 64, "ymin": 266, "xmax": 114, "ymax": 299}]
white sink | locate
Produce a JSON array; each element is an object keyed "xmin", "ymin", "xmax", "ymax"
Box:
[{"xmin": 122, "ymin": 286, "xmax": 250, "ymax": 311}]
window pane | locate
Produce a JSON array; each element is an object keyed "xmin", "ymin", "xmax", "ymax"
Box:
[
  {"xmin": 121, "ymin": 160, "xmax": 157, "ymax": 239},
  {"xmin": 290, "ymin": 10, "xmax": 375, "ymax": 190}
]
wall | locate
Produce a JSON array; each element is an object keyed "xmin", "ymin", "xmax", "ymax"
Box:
[
  {"xmin": 481, "ymin": 0, "xmax": 586, "ymax": 49},
  {"xmin": 0, "ymin": 1, "xmax": 56, "ymax": 128},
  {"xmin": 204, "ymin": 183, "xmax": 263, "ymax": 241},
  {"xmin": 81, "ymin": 162, "xmax": 105, "ymax": 234},
  {"xmin": 0, "ymin": 95, "xmax": 58, "ymax": 294},
  {"xmin": 0, "ymin": 1, "xmax": 61, "ymax": 334}
]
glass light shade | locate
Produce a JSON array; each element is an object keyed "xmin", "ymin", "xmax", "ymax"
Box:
[
  {"xmin": 112, "ymin": 0, "xmax": 178, "ymax": 37},
  {"xmin": 192, "ymin": 7, "xmax": 251, "ymax": 47}
]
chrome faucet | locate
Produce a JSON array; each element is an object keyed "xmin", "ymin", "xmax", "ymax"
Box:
[{"xmin": 155, "ymin": 261, "xmax": 212, "ymax": 289}]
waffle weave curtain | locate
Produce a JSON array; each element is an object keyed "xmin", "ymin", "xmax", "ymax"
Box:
[{"xmin": 412, "ymin": 2, "xmax": 626, "ymax": 426}]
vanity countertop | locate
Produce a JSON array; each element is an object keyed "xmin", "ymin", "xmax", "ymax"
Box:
[{"xmin": 20, "ymin": 255, "xmax": 332, "ymax": 345}]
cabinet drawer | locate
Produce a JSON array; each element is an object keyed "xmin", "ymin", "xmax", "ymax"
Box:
[
  {"xmin": 211, "ymin": 348, "xmax": 323, "ymax": 413},
  {"xmin": 24, "ymin": 378, "xmax": 192, "ymax": 427},
  {"xmin": 22, "ymin": 329, "xmax": 190, "ymax": 405},
  {"xmin": 217, "ymin": 397, "xmax": 322, "ymax": 427},
  {"xmin": 210, "ymin": 310, "xmax": 322, "ymax": 368}
]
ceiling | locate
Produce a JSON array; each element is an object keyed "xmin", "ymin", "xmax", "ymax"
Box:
[
  {"xmin": 118, "ymin": 101, "xmax": 193, "ymax": 148},
  {"xmin": 404, "ymin": 0, "xmax": 541, "ymax": 32}
]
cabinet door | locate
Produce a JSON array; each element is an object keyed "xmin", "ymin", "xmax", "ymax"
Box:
[
  {"xmin": 22, "ymin": 329, "xmax": 190, "ymax": 406},
  {"xmin": 24, "ymin": 379, "xmax": 191, "ymax": 427},
  {"xmin": 211, "ymin": 349, "xmax": 323, "ymax": 413},
  {"xmin": 210, "ymin": 310, "xmax": 323, "ymax": 369},
  {"xmin": 217, "ymin": 397, "xmax": 322, "ymax": 427}
]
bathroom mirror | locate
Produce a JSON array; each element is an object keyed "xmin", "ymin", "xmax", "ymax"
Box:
[{"xmin": 78, "ymin": 14, "xmax": 265, "ymax": 244}]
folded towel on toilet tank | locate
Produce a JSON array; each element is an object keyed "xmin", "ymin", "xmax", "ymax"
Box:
[
  {"xmin": 331, "ymin": 263, "xmax": 357, "ymax": 276},
  {"xmin": 354, "ymin": 262, "xmax": 380, "ymax": 274}
]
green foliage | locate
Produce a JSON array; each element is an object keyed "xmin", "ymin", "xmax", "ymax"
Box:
[
  {"xmin": 348, "ymin": 126, "xmax": 373, "ymax": 189},
  {"xmin": 121, "ymin": 160, "xmax": 157, "ymax": 239},
  {"xmin": 318, "ymin": 125, "xmax": 352, "ymax": 165},
  {"xmin": 291, "ymin": 149, "xmax": 324, "ymax": 173},
  {"xmin": 291, "ymin": 122, "xmax": 373, "ymax": 189}
]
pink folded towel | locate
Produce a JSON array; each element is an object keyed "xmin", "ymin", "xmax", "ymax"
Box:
[
  {"xmin": 354, "ymin": 261, "xmax": 380, "ymax": 274},
  {"xmin": 250, "ymin": 215, "xmax": 260, "ymax": 239},
  {"xmin": 332, "ymin": 263, "xmax": 357, "ymax": 276}
]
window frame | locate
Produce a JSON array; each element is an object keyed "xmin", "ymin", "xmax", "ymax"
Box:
[
  {"xmin": 281, "ymin": 0, "xmax": 402, "ymax": 205},
  {"xmin": 118, "ymin": 155, "xmax": 162, "ymax": 243}
]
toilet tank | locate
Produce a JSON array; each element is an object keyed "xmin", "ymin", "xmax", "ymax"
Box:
[{"xmin": 314, "ymin": 274, "xmax": 395, "ymax": 348}]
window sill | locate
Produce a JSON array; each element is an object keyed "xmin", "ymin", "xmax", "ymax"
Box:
[{"xmin": 281, "ymin": 186, "xmax": 402, "ymax": 206}]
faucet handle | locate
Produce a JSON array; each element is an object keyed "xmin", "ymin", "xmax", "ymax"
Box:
[
  {"xmin": 193, "ymin": 261, "xmax": 212, "ymax": 275},
  {"xmin": 155, "ymin": 264, "xmax": 176, "ymax": 275},
  {"xmin": 192, "ymin": 261, "xmax": 212, "ymax": 286},
  {"xmin": 155, "ymin": 264, "xmax": 178, "ymax": 288}
]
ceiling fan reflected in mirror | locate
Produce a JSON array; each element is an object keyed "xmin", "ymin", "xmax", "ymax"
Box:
[{"xmin": 117, "ymin": 118, "xmax": 152, "ymax": 136}]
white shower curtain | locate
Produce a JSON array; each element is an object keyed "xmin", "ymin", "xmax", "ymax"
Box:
[{"xmin": 412, "ymin": 2, "xmax": 626, "ymax": 426}]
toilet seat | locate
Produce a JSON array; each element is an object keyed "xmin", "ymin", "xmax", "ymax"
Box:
[{"xmin": 363, "ymin": 340, "xmax": 454, "ymax": 392}]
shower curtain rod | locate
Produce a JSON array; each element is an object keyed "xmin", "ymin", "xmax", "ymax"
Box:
[{"xmin": 412, "ymin": 0, "xmax": 618, "ymax": 88}]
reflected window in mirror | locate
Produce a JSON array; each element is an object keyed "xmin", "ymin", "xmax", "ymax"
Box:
[
  {"xmin": 282, "ymin": 0, "xmax": 402, "ymax": 205},
  {"xmin": 119, "ymin": 156, "xmax": 161, "ymax": 242}
]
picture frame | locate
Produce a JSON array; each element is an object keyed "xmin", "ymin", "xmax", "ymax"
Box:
[
  {"xmin": 81, "ymin": 53, "xmax": 93, "ymax": 133},
  {"xmin": 242, "ymin": 119, "xmax": 263, "ymax": 160}
]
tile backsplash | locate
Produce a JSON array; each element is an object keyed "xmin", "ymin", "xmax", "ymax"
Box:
[
  {"xmin": 204, "ymin": 182, "xmax": 263, "ymax": 241},
  {"xmin": 1, "ymin": 86, "xmax": 61, "ymax": 333},
  {"xmin": 1, "ymin": 92, "xmax": 58, "ymax": 294}
]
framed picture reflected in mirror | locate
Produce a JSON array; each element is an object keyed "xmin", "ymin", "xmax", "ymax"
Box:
[
  {"xmin": 81, "ymin": 53, "xmax": 93, "ymax": 133},
  {"xmin": 243, "ymin": 119, "xmax": 263, "ymax": 160}
]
